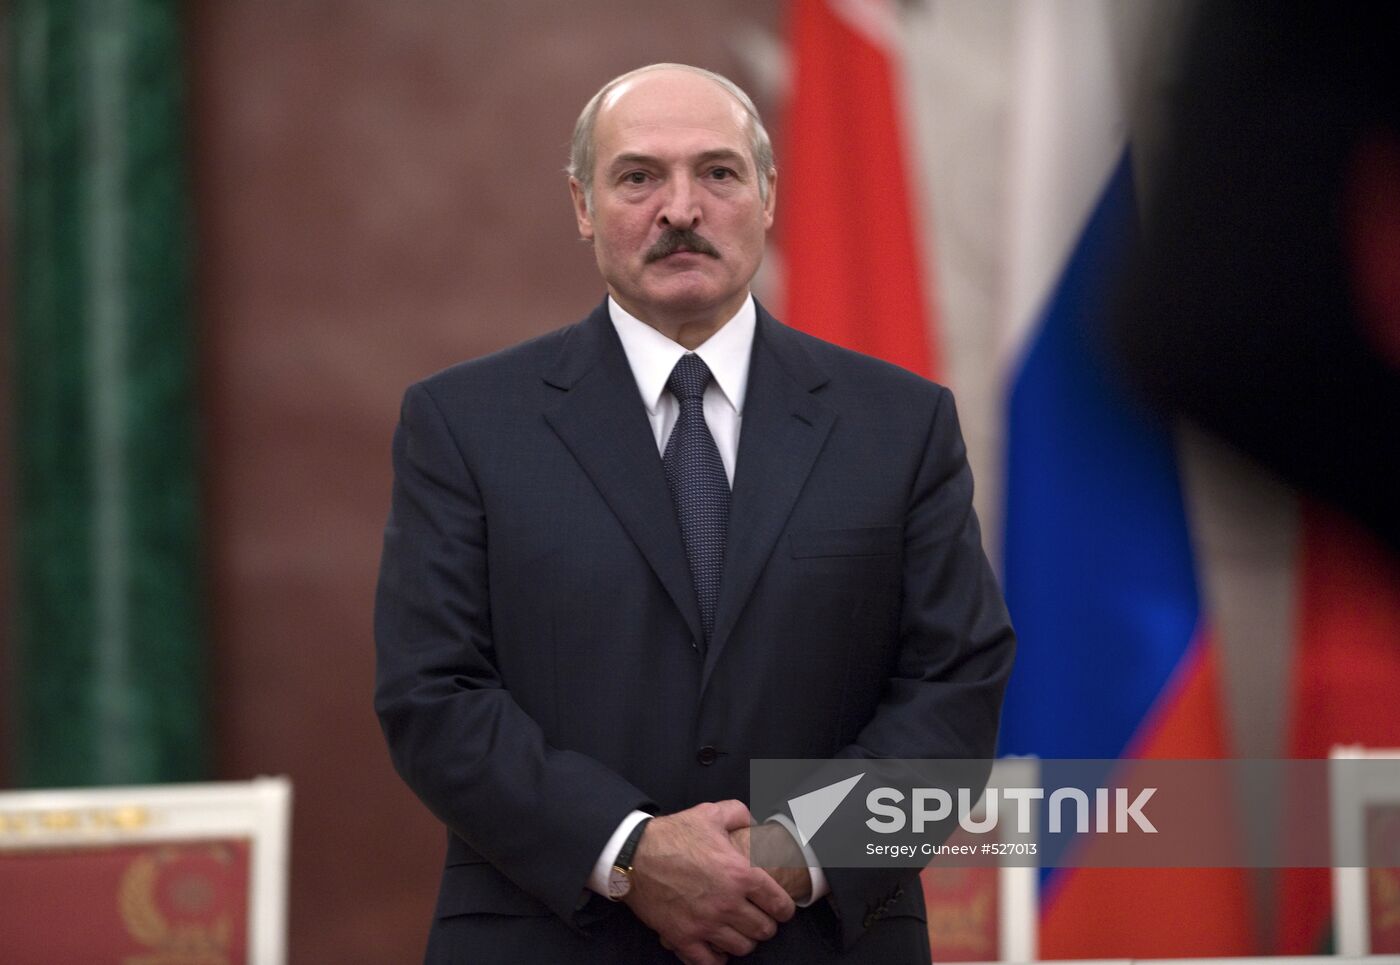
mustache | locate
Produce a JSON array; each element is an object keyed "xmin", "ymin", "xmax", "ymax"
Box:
[{"xmin": 645, "ymin": 228, "xmax": 720, "ymax": 262}]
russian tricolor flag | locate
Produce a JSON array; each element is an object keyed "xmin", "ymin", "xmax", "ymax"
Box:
[
  {"xmin": 781, "ymin": 0, "xmax": 1272, "ymax": 955},
  {"xmin": 995, "ymin": 1, "xmax": 1256, "ymax": 955}
]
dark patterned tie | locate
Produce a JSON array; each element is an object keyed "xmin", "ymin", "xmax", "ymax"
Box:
[{"xmin": 662, "ymin": 354, "xmax": 730, "ymax": 644}]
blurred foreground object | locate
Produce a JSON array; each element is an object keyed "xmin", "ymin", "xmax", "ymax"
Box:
[
  {"xmin": 1115, "ymin": 0, "xmax": 1400, "ymax": 552},
  {"xmin": 0, "ymin": 776, "xmax": 291, "ymax": 964},
  {"xmin": 1115, "ymin": 2, "xmax": 1400, "ymax": 952}
]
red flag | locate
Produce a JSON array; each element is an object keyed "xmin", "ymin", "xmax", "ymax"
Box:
[
  {"xmin": 779, "ymin": 0, "xmax": 938, "ymax": 379},
  {"xmin": 781, "ymin": 0, "xmax": 954, "ymax": 954},
  {"xmin": 1278, "ymin": 504, "xmax": 1400, "ymax": 953},
  {"xmin": 1039, "ymin": 636, "xmax": 1258, "ymax": 957}
]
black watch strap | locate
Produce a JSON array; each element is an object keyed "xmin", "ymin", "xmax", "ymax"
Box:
[{"xmin": 616, "ymin": 816, "xmax": 652, "ymax": 872}]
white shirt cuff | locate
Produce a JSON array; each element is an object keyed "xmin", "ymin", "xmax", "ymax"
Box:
[
  {"xmin": 587, "ymin": 810, "xmax": 652, "ymax": 896},
  {"xmin": 765, "ymin": 813, "xmax": 829, "ymax": 906}
]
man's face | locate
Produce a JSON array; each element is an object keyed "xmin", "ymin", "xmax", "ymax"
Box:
[{"xmin": 570, "ymin": 70, "xmax": 777, "ymax": 331}]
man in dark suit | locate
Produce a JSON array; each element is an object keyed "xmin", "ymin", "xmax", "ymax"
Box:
[{"xmin": 375, "ymin": 63, "xmax": 1014, "ymax": 964}]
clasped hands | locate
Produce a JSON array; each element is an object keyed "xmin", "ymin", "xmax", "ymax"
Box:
[{"xmin": 622, "ymin": 799, "xmax": 812, "ymax": 965}]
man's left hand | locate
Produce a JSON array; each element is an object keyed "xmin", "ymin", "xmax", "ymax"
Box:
[{"xmin": 729, "ymin": 823, "xmax": 813, "ymax": 903}]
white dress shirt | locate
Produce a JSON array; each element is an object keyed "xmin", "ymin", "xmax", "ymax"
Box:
[
  {"xmin": 585, "ymin": 295, "xmax": 828, "ymax": 906},
  {"xmin": 608, "ymin": 294, "xmax": 751, "ymax": 483}
]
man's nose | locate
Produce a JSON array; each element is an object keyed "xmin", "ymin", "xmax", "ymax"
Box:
[{"xmin": 658, "ymin": 175, "xmax": 701, "ymax": 229}]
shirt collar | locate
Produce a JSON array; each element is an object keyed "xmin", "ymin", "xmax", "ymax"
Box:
[{"xmin": 608, "ymin": 295, "xmax": 755, "ymax": 416}]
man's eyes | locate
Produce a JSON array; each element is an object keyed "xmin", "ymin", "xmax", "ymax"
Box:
[{"xmin": 617, "ymin": 167, "xmax": 739, "ymax": 185}]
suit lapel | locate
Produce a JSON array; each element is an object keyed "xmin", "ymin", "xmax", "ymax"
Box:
[
  {"xmin": 543, "ymin": 302, "xmax": 706, "ymax": 646},
  {"xmin": 703, "ymin": 306, "xmax": 834, "ymax": 687}
]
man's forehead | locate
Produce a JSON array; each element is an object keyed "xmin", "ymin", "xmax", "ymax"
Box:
[{"xmin": 596, "ymin": 70, "xmax": 750, "ymax": 144}]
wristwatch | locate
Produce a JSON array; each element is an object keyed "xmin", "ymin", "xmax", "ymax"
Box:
[{"xmin": 607, "ymin": 816, "xmax": 653, "ymax": 901}]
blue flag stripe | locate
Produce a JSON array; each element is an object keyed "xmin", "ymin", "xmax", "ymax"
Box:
[{"xmin": 999, "ymin": 149, "xmax": 1202, "ymax": 763}]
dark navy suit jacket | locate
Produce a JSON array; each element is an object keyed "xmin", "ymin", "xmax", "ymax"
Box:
[{"xmin": 374, "ymin": 300, "xmax": 1015, "ymax": 963}]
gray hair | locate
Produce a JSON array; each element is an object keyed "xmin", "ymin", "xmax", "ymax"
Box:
[{"xmin": 568, "ymin": 63, "xmax": 775, "ymax": 212}]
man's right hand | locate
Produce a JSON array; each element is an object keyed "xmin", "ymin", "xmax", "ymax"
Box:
[{"xmin": 624, "ymin": 800, "xmax": 795, "ymax": 965}]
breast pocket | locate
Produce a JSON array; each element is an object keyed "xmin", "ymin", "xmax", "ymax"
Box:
[{"xmin": 788, "ymin": 525, "xmax": 902, "ymax": 559}]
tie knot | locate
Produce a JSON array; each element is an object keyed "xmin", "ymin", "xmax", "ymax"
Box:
[{"xmin": 666, "ymin": 353, "xmax": 713, "ymax": 403}]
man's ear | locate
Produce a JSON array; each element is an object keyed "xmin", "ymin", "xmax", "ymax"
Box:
[
  {"xmin": 569, "ymin": 177, "xmax": 594, "ymax": 241},
  {"xmin": 762, "ymin": 168, "xmax": 777, "ymax": 229}
]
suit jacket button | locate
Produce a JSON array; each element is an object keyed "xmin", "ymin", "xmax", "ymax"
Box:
[{"xmin": 696, "ymin": 746, "xmax": 719, "ymax": 766}]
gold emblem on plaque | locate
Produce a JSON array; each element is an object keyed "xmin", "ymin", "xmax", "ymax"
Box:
[
  {"xmin": 118, "ymin": 845, "xmax": 234, "ymax": 965},
  {"xmin": 924, "ymin": 867, "xmax": 994, "ymax": 956}
]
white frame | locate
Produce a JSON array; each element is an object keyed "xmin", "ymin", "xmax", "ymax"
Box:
[
  {"xmin": 992, "ymin": 757, "xmax": 1039, "ymax": 962},
  {"xmin": 1330, "ymin": 745, "xmax": 1400, "ymax": 958},
  {"xmin": 0, "ymin": 776, "xmax": 292, "ymax": 965}
]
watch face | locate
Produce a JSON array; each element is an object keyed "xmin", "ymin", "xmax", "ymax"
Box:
[{"xmin": 607, "ymin": 867, "xmax": 631, "ymax": 899}]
